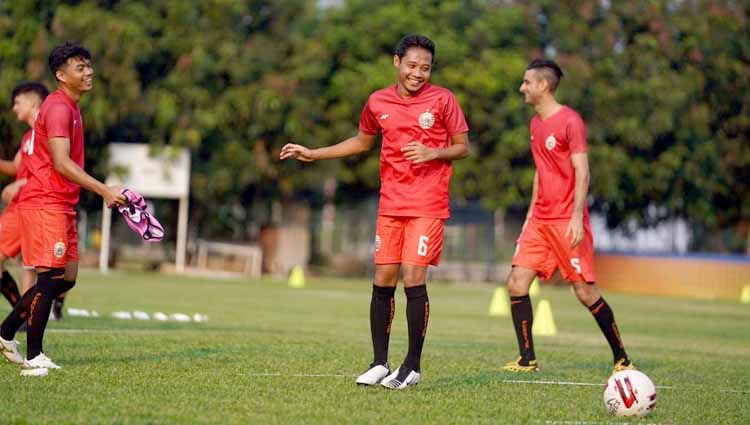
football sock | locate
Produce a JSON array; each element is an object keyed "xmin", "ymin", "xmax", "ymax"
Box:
[
  {"xmin": 403, "ymin": 284, "xmax": 429, "ymax": 372},
  {"xmin": 510, "ymin": 294, "xmax": 535, "ymax": 364},
  {"xmin": 1, "ymin": 270, "xmax": 21, "ymax": 307},
  {"xmin": 370, "ymin": 285, "xmax": 396, "ymax": 366},
  {"xmin": 26, "ymin": 270, "xmax": 73, "ymax": 359},
  {"xmin": 0, "ymin": 284, "xmax": 38, "ymax": 341},
  {"xmin": 588, "ymin": 297, "xmax": 628, "ymax": 362}
]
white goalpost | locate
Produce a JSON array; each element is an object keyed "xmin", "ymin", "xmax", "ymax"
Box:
[{"xmin": 99, "ymin": 143, "xmax": 191, "ymax": 273}]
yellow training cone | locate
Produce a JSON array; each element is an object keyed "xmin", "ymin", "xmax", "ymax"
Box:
[
  {"xmin": 740, "ymin": 285, "xmax": 750, "ymax": 304},
  {"xmin": 529, "ymin": 277, "xmax": 541, "ymax": 297},
  {"xmin": 288, "ymin": 266, "xmax": 306, "ymax": 288},
  {"xmin": 532, "ymin": 299, "xmax": 557, "ymax": 336},
  {"xmin": 488, "ymin": 287, "xmax": 510, "ymax": 317}
]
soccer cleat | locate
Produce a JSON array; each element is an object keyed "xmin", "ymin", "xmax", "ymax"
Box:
[
  {"xmin": 0, "ymin": 336, "xmax": 24, "ymax": 364},
  {"xmin": 502, "ymin": 357, "xmax": 540, "ymax": 372},
  {"xmin": 613, "ymin": 358, "xmax": 636, "ymax": 374},
  {"xmin": 356, "ymin": 363, "xmax": 390, "ymax": 386},
  {"xmin": 381, "ymin": 366, "xmax": 420, "ymax": 389}
]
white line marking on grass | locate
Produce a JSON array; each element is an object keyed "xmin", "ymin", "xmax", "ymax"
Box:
[{"xmin": 238, "ymin": 372, "xmax": 356, "ymax": 378}]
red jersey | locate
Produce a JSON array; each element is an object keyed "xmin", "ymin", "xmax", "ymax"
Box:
[
  {"xmin": 359, "ymin": 84, "xmax": 468, "ymax": 219},
  {"xmin": 17, "ymin": 89, "xmax": 84, "ymax": 211},
  {"xmin": 16, "ymin": 130, "xmax": 32, "ymax": 181},
  {"xmin": 529, "ymin": 105, "xmax": 589, "ymax": 222}
]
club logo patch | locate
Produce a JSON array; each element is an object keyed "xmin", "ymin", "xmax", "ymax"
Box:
[
  {"xmin": 375, "ymin": 235, "xmax": 382, "ymax": 252},
  {"xmin": 545, "ymin": 135, "xmax": 557, "ymax": 150},
  {"xmin": 418, "ymin": 111, "xmax": 435, "ymax": 129},
  {"xmin": 53, "ymin": 242, "xmax": 66, "ymax": 258}
]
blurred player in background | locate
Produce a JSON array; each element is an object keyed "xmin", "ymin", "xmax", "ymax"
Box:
[
  {"xmin": 281, "ymin": 35, "xmax": 470, "ymax": 389},
  {"xmin": 0, "ymin": 82, "xmax": 49, "ymax": 310}
]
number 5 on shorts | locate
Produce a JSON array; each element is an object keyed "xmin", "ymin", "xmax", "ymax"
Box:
[
  {"xmin": 417, "ymin": 235, "xmax": 429, "ymax": 257},
  {"xmin": 570, "ymin": 257, "xmax": 581, "ymax": 274}
]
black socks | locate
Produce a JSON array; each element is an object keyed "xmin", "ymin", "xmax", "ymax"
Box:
[
  {"xmin": 510, "ymin": 294, "xmax": 535, "ymax": 364},
  {"xmin": 370, "ymin": 285, "xmax": 396, "ymax": 366},
  {"xmin": 0, "ymin": 271, "xmax": 21, "ymax": 307},
  {"xmin": 588, "ymin": 297, "xmax": 628, "ymax": 363},
  {"xmin": 404, "ymin": 285, "xmax": 429, "ymax": 372}
]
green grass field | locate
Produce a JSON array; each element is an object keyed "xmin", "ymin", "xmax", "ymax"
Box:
[{"xmin": 0, "ymin": 269, "xmax": 747, "ymax": 424}]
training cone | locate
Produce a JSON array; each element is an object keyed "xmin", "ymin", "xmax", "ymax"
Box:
[
  {"xmin": 532, "ymin": 299, "xmax": 557, "ymax": 336},
  {"xmin": 741, "ymin": 285, "xmax": 750, "ymax": 304},
  {"xmin": 529, "ymin": 277, "xmax": 541, "ymax": 297},
  {"xmin": 488, "ymin": 287, "xmax": 510, "ymax": 317},
  {"xmin": 288, "ymin": 265, "xmax": 306, "ymax": 288}
]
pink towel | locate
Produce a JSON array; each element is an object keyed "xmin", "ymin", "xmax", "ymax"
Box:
[{"xmin": 118, "ymin": 188, "xmax": 164, "ymax": 242}]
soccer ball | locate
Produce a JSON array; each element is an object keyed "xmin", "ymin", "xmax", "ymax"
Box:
[{"xmin": 603, "ymin": 370, "xmax": 656, "ymax": 417}]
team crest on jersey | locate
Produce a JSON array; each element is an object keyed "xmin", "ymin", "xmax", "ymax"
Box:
[
  {"xmin": 375, "ymin": 235, "xmax": 382, "ymax": 252},
  {"xmin": 545, "ymin": 135, "xmax": 557, "ymax": 150},
  {"xmin": 418, "ymin": 111, "xmax": 435, "ymax": 129},
  {"xmin": 53, "ymin": 242, "xmax": 66, "ymax": 258}
]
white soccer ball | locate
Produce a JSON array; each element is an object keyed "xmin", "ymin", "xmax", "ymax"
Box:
[{"xmin": 603, "ymin": 370, "xmax": 656, "ymax": 417}]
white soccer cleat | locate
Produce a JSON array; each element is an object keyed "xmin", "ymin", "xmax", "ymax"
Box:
[
  {"xmin": 355, "ymin": 363, "xmax": 390, "ymax": 386},
  {"xmin": 0, "ymin": 336, "xmax": 24, "ymax": 364},
  {"xmin": 23, "ymin": 353, "xmax": 61, "ymax": 370},
  {"xmin": 381, "ymin": 366, "xmax": 421, "ymax": 389}
]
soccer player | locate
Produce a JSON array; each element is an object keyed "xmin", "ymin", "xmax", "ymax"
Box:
[
  {"xmin": 0, "ymin": 42, "xmax": 125, "ymax": 376},
  {"xmin": 281, "ymin": 35, "xmax": 470, "ymax": 389},
  {"xmin": 502, "ymin": 59, "xmax": 635, "ymax": 374},
  {"xmin": 0, "ymin": 82, "xmax": 49, "ymax": 308}
]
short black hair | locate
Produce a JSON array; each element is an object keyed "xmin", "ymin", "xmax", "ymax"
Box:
[
  {"xmin": 48, "ymin": 42, "xmax": 92, "ymax": 80},
  {"xmin": 11, "ymin": 81, "xmax": 49, "ymax": 104},
  {"xmin": 394, "ymin": 35, "xmax": 435, "ymax": 64},
  {"xmin": 527, "ymin": 59, "xmax": 564, "ymax": 91}
]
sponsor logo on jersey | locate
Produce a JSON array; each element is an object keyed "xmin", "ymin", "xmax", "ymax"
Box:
[
  {"xmin": 379, "ymin": 114, "xmax": 389, "ymax": 120},
  {"xmin": 545, "ymin": 135, "xmax": 557, "ymax": 150},
  {"xmin": 418, "ymin": 111, "xmax": 435, "ymax": 129}
]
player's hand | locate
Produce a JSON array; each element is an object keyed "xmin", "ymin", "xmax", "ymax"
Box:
[
  {"xmin": 1, "ymin": 179, "xmax": 25, "ymax": 204},
  {"xmin": 103, "ymin": 186, "xmax": 126, "ymax": 208},
  {"xmin": 280, "ymin": 144, "xmax": 316, "ymax": 162},
  {"xmin": 565, "ymin": 215, "xmax": 584, "ymax": 247},
  {"xmin": 401, "ymin": 142, "xmax": 438, "ymax": 164}
]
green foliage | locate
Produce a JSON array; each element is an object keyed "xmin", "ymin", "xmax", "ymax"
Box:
[{"xmin": 0, "ymin": 0, "xmax": 746, "ymax": 250}]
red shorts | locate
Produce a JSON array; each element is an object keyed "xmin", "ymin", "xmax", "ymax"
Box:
[
  {"xmin": 0, "ymin": 204, "xmax": 22, "ymax": 258},
  {"xmin": 374, "ymin": 216, "xmax": 444, "ymax": 266},
  {"xmin": 19, "ymin": 208, "xmax": 79, "ymax": 269},
  {"xmin": 512, "ymin": 218, "xmax": 596, "ymax": 283}
]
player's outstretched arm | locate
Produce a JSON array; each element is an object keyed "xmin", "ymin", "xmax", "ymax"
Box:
[
  {"xmin": 401, "ymin": 132, "xmax": 470, "ymax": 164},
  {"xmin": 48, "ymin": 137, "xmax": 126, "ymax": 208},
  {"xmin": 280, "ymin": 131, "xmax": 376, "ymax": 162}
]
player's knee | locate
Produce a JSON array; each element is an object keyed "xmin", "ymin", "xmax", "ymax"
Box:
[
  {"xmin": 507, "ymin": 273, "xmax": 530, "ymax": 296},
  {"xmin": 374, "ymin": 267, "xmax": 398, "ymax": 286},
  {"xmin": 402, "ymin": 266, "xmax": 427, "ymax": 286},
  {"xmin": 573, "ymin": 283, "xmax": 599, "ymax": 305}
]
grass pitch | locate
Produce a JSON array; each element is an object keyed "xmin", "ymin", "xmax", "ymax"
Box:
[{"xmin": 0, "ymin": 269, "xmax": 747, "ymax": 424}]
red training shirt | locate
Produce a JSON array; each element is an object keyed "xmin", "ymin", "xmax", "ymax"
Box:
[
  {"xmin": 359, "ymin": 83, "xmax": 468, "ymax": 219},
  {"xmin": 17, "ymin": 89, "xmax": 85, "ymax": 211},
  {"xmin": 529, "ymin": 105, "xmax": 589, "ymax": 223}
]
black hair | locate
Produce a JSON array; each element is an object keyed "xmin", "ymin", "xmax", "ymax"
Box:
[
  {"xmin": 48, "ymin": 42, "xmax": 92, "ymax": 80},
  {"xmin": 394, "ymin": 35, "xmax": 435, "ymax": 64},
  {"xmin": 11, "ymin": 81, "xmax": 49, "ymax": 104},
  {"xmin": 527, "ymin": 58, "xmax": 564, "ymax": 91}
]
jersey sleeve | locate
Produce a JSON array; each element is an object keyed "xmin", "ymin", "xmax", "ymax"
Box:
[
  {"xmin": 443, "ymin": 92, "xmax": 469, "ymax": 136},
  {"xmin": 358, "ymin": 100, "xmax": 379, "ymax": 135},
  {"xmin": 44, "ymin": 103, "xmax": 72, "ymax": 139},
  {"xmin": 567, "ymin": 113, "xmax": 587, "ymax": 153}
]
